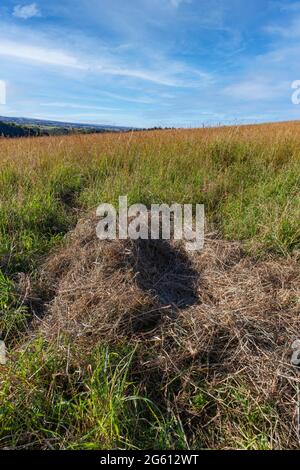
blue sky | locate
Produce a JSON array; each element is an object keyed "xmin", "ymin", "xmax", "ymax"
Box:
[{"xmin": 0, "ymin": 0, "xmax": 300, "ymax": 127}]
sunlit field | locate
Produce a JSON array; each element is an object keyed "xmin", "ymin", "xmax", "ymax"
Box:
[{"xmin": 1, "ymin": 122, "xmax": 300, "ymax": 449}]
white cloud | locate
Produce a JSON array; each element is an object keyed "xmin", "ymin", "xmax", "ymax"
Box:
[
  {"xmin": 13, "ymin": 3, "xmax": 40, "ymax": 20},
  {"xmin": 95, "ymin": 64, "xmax": 179, "ymax": 86},
  {"xmin": 101, "ymin": 91, "xmax": 156, "ymax": 104},
  {"xmin": 0, "ymin": 36, "xmax": 211, "ymax": 88},
  {"xmin": 0, "ymin": 40, "xmax": 85, "ymax": 69},
  {"xmin": 223, "ymin": 79, "xmax": 289, "ymax": 101},
  {"xmin": 41, "ymin": 102, "xmax": 120, "ymax": 111},
  {"xmin": 0, "ymin": 39, "xmax": 174, "ymax": 84}
]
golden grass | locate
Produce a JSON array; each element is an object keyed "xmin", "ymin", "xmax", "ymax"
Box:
[{"xmin": 1, "ymin": 121, "xmax": 300, "ymax": 449}]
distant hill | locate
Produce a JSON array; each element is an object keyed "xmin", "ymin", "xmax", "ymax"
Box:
[{"xmin": 0, "ymin": 116, "xmax": 136, "ymax": 138}]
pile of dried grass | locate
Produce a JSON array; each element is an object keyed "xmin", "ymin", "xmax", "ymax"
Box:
[{"xmin": 38, "ymin": 215, "xmax": 300, "ymax": 448}]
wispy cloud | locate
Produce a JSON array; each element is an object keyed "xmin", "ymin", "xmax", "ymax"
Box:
[
  {"xmin": 223, "ymin": 79, "xmax": 288, "ymax": 101},
  {"xmin": 0, "ymin": 40, "xmax": 84, "ymax": 68},
  {"xmin": 264, "ymin": 16, "xmax": 300, "ymax": 38},
  {"xmin": 40, "ymin": 102, "xmax": 121, "ymax": 111},
  {"xmin": 13, "ymin": 3, "xmax": 40, "ymax": 20},
  {"xmin": 4, "ymin": 0, "xmax": 298, "ymax": 127},
  {"xmin": 169, "ymin": 0, "xmax": 191, "ymax": 7},
  {"xmin": 0, "ymin": 34, "xmax": 211, "ymax": 88},
  {"xmin": 94, "ymin": 64, "xmax": 178, "ymax": 86},
  {"xmin": 101, "ymin": 91, "xmax": 156, "ymax": 104}
]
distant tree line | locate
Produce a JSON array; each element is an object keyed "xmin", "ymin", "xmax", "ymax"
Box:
[
  {"xmin": 0, "ymin": 121, "xmax": 179, "ymax": 138},
  {"xmin": 0, "ymin": 121, "xmax": 115, "ymax": 138}
]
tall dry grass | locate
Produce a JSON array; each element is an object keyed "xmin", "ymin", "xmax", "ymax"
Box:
[{"xmin": 1, "ymin": 122, "xmax": 300, "ymax": 449}]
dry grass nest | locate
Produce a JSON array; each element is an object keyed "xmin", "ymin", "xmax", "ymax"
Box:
[{"xmin": 36, "ymin": 215, "xmax": 300, "ymax": 448}]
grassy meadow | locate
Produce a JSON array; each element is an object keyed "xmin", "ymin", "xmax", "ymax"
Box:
[{"xmin": 1, "ymin": 122, "xmax": 300, "ymax": 449}]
